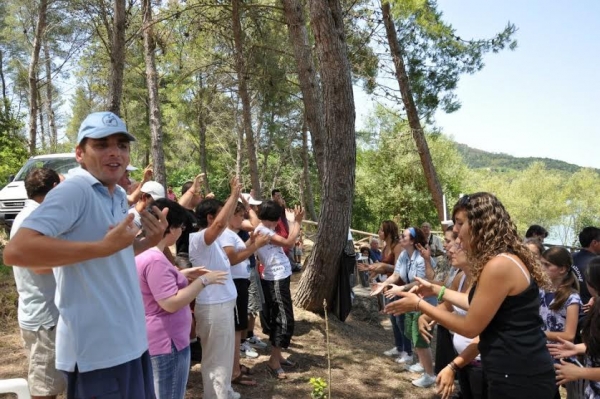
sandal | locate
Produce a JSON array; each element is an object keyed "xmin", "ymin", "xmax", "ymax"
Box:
[
  {"xmin": 232, "ymin": 374, "xmax": 258, "ymax": 386},
  {"xmin": 267, "ymin": 365, "xmax": 287, "ymax": 380},
  {"xmin": 280, "ymin": 359, "xmax": 297, "ymax": 368},
  {"xmin": 240, "ymin": 364, "xmax": 254, "ymax": 375}
]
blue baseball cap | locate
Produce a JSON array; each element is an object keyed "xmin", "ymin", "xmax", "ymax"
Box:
[{"xmin": 77, "ymin": 112, "xmax": 136, "ymax": 144}]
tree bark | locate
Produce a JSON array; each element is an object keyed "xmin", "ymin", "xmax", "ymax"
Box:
[
  {"xmin": 196, "ymin": 75, "xmax": 210, "ymax": 191},
  {"xmin": 27, "ymin": 0, "xmax": 48, "ymax": 154},
  {"xmin": 38, "ymin": 87, "xmax": 45, "ymax": 150},
  {"xmin": 301, "ymin": 120, "xmax": 317, "ymax": 221},
  {"xmin": 280, "ymin": 0, "xmax": 325, "ymax": 182},
  {"xmin": 0, "ymin": 50, "xmax": 7, "ymax": 112},
  {"xmin": 43, "ymin": 39, "xmax": 57, "ymax": 151},
  {"xmin": 108, "ymin": 0, "xmax": 126, "ymax": 116},
  {"xmin": 232, "ymin": 0, "xmax": 261, "ymax": 198},
  {"xmin": 142, "ymin": 0, "xmax": 167, "ymax": 189},
  {"xmin": 381, "ymin": 2, "xmax": 445, "ymax": 222},
  {"xmin": 294, "ymin": 0, "xmax": 356, "ymax": 313}
]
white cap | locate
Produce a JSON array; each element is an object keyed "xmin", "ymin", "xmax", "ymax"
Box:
[
  {"xmin": 126, "ymin": 165, "xmax": 138, "ymax": 171},
  {"xmin": 141, "ymin": 181, "xmax": 165, "ymax": 200},
  {"xmin": 242, "ymin": 193, "xmax": 262, "ymax": 206}
]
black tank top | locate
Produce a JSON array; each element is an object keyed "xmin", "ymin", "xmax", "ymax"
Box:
[{"xmin": 468, "ymin": 264, "xmax": 553, "ymax": 375}]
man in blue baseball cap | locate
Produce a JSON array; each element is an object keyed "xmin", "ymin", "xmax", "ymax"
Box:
[{"xmin": 4, "ymin": 111, "xmax": 168, "ymax": 399}]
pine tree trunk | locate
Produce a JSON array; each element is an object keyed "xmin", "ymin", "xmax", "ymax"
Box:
[
  {"xmin": 294, "ymin": 0, "xmax": 356, "ymax": 313},
  {"xmin": 301, "ymin": 120, "xmax": 318, "ymax": 221},
  {"xmin": 43, "ymin": 40, "xmax": 57, "ymax": 151},
  {"xmin": 108, "ymin": 0, "xmax": 126, "ymax": 116},
  {"xmin": 232, "ymin": 0, "xmax": 261, "ymax": 198},
  {"xmin": 381, "ymin": 2, "xmax": 445, "ymax": 221},
  {"xmin": 38, "ymin": 87, "xmax": 45, "ymax": 150},
  {"xmin": 0, "ymin": 50, "xmax": 7, "ymax": 112},
  {"xmin": 280, "ymin": 0, "xmax": 325, "ymax": 182},
  {"xmin": 142, "ymin": 0, "xmax": 167, "ymax": 189},
  {"xmin": 28, "ymin": 0, "xmax": 48, "ymax": 154}
]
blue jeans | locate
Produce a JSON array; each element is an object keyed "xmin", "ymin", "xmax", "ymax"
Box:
[
  {"xmin": 391, "ymin": 314, "xmax": 412, "ymax": 355},
  {"xmin": 150, "ymin": 343, "xmax": 191, "ymax": 399}
]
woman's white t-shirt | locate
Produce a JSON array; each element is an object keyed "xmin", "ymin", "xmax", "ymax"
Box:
[
  {"xmin": 254, "ymin": 224, "xmax": 292, "ymax": 281},
  {"xmin": 218, "ymin": 228, "xmax": 250, "ymax": 279},
  {"xmin": 189, "ymin": 229, "xmax": 237, "ymax": 305}
]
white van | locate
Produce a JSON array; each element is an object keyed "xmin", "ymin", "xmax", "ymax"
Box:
[{"xmin": 0, "ymin": 153, "xmax": 79, "ymax": 231}]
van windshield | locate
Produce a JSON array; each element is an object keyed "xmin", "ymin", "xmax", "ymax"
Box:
[{"xmin": 14, "ymin": 157, "xmax": 80, "ymax": 181}]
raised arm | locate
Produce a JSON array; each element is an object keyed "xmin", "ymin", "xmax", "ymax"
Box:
[
  {"xmin": 203, "ymin": 177, "xmax": 242, "ymax": 246},
  {"xmin": 269, "ymin": 205, "xmax": 304, "ymax": 248},
  {"xmin": 127, "ymin": 165, "xmax": 152, "ymax": 205},
  {"xmin": 179, "ymin": 173, "xmax": 205, "ymax": 210}
]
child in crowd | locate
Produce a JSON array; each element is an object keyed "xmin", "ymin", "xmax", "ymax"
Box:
[
  {"xmin": 254, "ymin": 200, "xmax": 304, "ymax": 379},
  {"xmin": 550, "ymin": 257, "xmax": 600, "ymax": 398},
  {"xmin": 539, "ymin": 247, "xmax": 582, "ymax": 399}
]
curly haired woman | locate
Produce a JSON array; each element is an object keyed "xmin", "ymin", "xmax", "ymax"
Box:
[{"xmin": 385, "ymin": 193, "xmax": 555, "ymax": 398}]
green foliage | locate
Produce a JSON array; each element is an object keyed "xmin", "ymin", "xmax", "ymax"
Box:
[
  {"xmin": 455, "ymin": 143, "xmax": 592, "ymax": 174},
  {"xmin": 353, "ymin": 105, "xmax": 467, "ymax": 232},
  {"xmin": 308, "ymin": 377, "xmax": 327, "ymax": 399},
  {"xmin": 0, "ymin": 100, "xmax": 28, "ymax": 187}
]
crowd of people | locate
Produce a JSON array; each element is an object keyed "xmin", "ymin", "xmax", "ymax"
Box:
[
  {"xmin": 5, "ymin": 110, "xmax": 600, "ymax": 399},
  {"xmin": 3, "ymin": 112, "xmax": 304, "ymax": 399}
]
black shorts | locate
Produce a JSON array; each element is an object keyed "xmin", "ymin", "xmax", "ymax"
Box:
[
  {"xmin": 261, "ymin": 277, "xmax": 294, "ymax": 348},
  {"xmin": 233, "ymin": 278, "xmax": 250, "ymax": 331}
]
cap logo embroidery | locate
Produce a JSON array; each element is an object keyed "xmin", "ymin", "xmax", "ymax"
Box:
[{"xmin": 102, "ymin": 114, "xmax": 119, "ymax": 127}]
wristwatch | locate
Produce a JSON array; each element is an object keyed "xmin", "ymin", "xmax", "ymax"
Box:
[{"xmin": 200, "ymin": 276, "xmax": 209, "ymax": 286}]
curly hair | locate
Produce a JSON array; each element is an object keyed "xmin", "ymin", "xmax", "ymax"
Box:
[{"xmin": 453, "ymin": 192, "xmax": 550, "ymax": 289}]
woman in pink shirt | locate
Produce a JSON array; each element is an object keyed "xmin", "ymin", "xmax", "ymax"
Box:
[{"xmin": 136, "ymin": 199, "xmax": 227, "ymax": 399}]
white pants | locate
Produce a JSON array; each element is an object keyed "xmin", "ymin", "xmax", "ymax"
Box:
[{"xmin": 195, "ymin": 300, "xmax": 236, "ymax": 399}]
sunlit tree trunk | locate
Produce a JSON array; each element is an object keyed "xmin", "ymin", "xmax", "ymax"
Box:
[
  {"xmin": 43, "ymin": 40, "xmax": 57, "ymax": 150},
  {"xmin": 301, "ymin": 120, "xmax": 317, "ymax": 221},
  {"xmin": 108, "ymin": 0, "xmax": 126, "ymax": 116},
  {"xmin": 28, "ymin": 0, "xmax": 48, "ymax": 154},
  {"xmin": 281, "ymin": 0, "xmax": 325, "ymax": 182},
  {"xmin": 142, "ymin": 0, "xmax": 166, "ymax": 188},
  {"xmin": 382, "ymin": 1, "xmax": 444, "ymax": 221},
  {"xmin": 232, "ymin": 0, "xmax": 261, "ymax": 198},
  {"xmin": 294, "ymin": 0, "xmax": 356, "ymax": 313}
]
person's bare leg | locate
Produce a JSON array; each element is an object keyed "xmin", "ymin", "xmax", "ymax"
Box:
[
  {"xmin": 416, "ymin": 347, "xmax": 434, "ymax": 376},
  {"xmin": 232, "ymin": 330, "xmax": 242, "ymax": 378},
  {"xmin": 268, "ymin": 346, "xmax": 282, "ymax": 370}
]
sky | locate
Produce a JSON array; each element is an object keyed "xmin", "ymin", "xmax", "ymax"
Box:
[{"xmin": 355, "ymin": 0, "xmax": 600, "ymax": 169}]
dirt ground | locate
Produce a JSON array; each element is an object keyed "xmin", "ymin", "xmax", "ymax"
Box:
[{"xmin": 0, "ymin": 267, "xmax": 443, "ymax": 399}]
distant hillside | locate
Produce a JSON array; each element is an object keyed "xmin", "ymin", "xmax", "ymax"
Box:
[{"xmin": 455, "ymin": 143, "xmax": 594, "ymax": 173}]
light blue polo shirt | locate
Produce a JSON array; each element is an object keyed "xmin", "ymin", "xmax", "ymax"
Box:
[{"xmin": 21, "ymin": 168, "xmax": 148, "ymax": 372}]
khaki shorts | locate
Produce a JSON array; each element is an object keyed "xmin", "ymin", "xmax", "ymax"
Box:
[{"xmin": 21, "ymin": 327, "xmax": 66, "ymax": 396}]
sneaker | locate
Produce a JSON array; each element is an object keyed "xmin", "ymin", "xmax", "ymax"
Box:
[
  {"xmin": 246, "ymin": 335, "xmax": 268, "ymax": 350},
  {"xmin": 408, "ymin": 363, "xmax": 425, "ymax": 373},
  {"xmin": 395, "ymin": 353, "xmax": 413, "ymax": 364},
  {"xmin": 228, "ymin": 389, "xmax": 241, "ymax": 399},
  {"xmin": 412, "ymin": 373, "xmax": 436, "ymax": 388},
  {"xmin": 383, "ymin": 347, "xmax": 400, "ymax": 357},
  {"xmin": 240, "ymin": 342, "xmax": 259, "ymax": 358}
]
